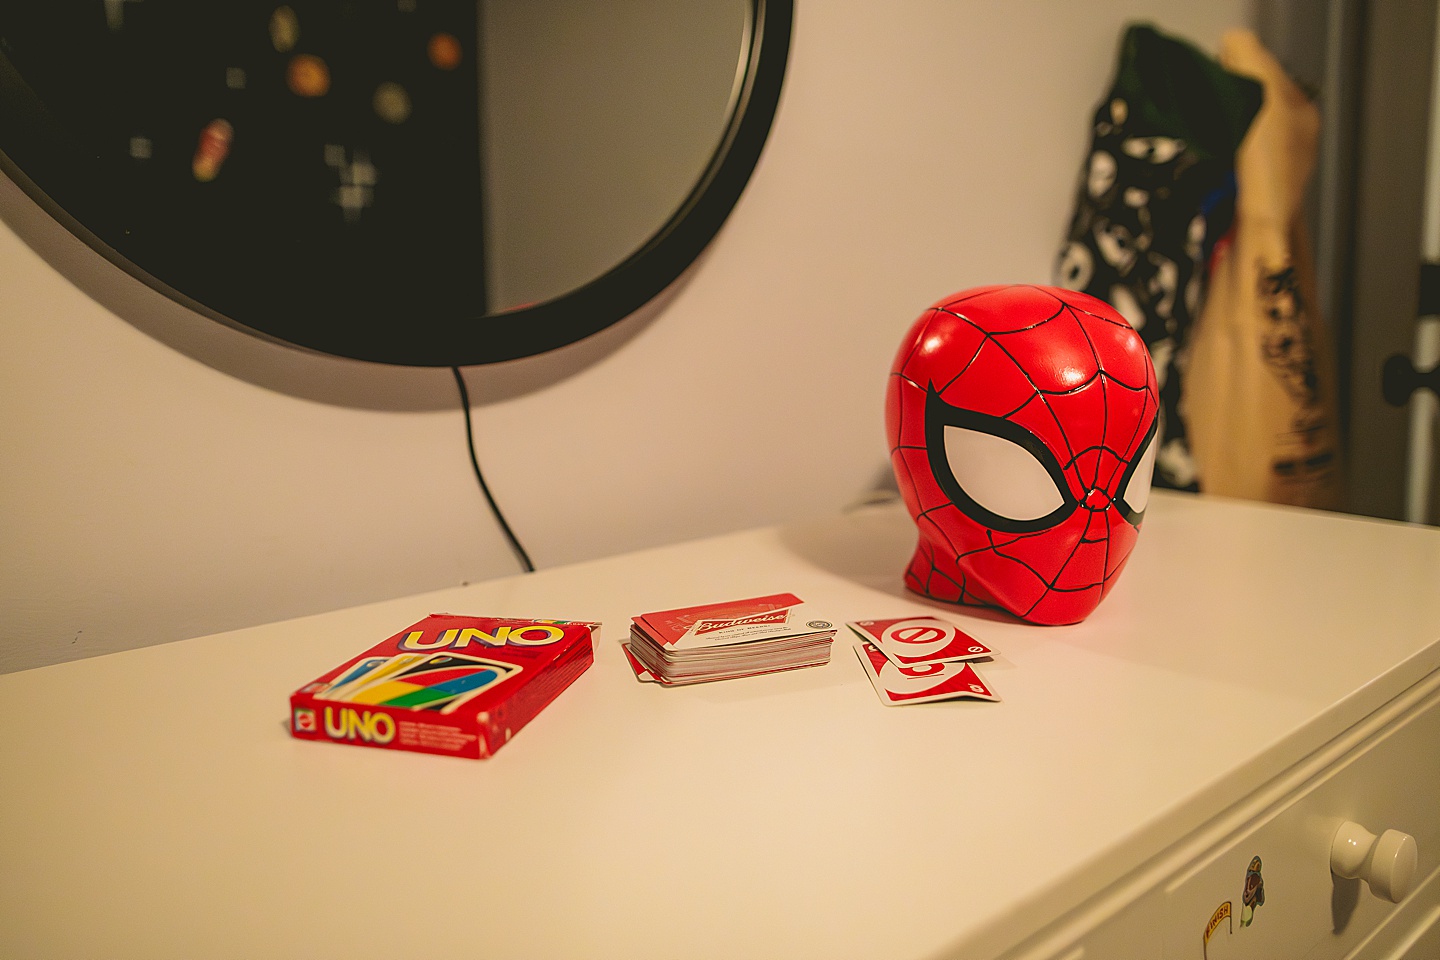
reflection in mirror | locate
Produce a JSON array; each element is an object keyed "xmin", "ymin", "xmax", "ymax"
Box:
[
  {"xmin": 0, "ymin": 1, "xmax": 789, "ymax": 365},
  {"xmin": 482, "ymin": 0, "xmax": 748, "ymax": 313}
]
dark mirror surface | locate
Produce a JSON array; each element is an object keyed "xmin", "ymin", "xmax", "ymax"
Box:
[{"xmin": 0, "ymin": 0, "xmax": 790, "ymax": 365}]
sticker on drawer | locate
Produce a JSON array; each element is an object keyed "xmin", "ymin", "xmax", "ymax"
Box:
[{"xmin": 1170, "ymin": 844, "xmax": 1303, "ymax": 960}]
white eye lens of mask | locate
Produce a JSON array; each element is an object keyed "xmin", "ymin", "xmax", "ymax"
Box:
[
  {"xmin": 1121, "ymin": 431, "xmax": 1158, "ymax": 513},
  {"xmin": 943, "ymin": 424, "xmax": 1066, "ymax": 522}
]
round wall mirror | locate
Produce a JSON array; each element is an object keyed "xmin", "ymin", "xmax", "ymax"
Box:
[{"xmin": 0, "ymin": 0, "xmax": 791, "ymax": 365}]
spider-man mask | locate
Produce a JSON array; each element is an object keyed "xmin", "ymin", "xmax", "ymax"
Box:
[{"xmin": 886, "ymin": 285, "xmax": 1159, "ymax": 625}]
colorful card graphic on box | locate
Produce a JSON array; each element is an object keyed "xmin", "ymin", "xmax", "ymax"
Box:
[
  {"xmin": 289, "ymin": 615, "xmax": 597, "ymax": 759},
  {"xmin": 853, "ymin": 641, "xmax": 1000, "ymax": 706},
  {"xmin": 846, "ymin": 617, "xmax": 994, "ymax": 667}
]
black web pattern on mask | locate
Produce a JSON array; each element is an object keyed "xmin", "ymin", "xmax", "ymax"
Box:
[{"xmin": 892, "ymin": 287, "xmax": 1156, "ymax": 618}]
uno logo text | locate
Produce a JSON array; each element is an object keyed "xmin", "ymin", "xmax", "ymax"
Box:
[
  {"xmin": 323, "ymin": 706, "xmax": 396, "ymax": 744},
  {"xmin": 399, "ymin": 624, "xmax": 564, "ymax": 651}
]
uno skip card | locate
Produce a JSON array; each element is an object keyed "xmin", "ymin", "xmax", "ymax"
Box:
[
  {"xmin": 853, "ymin": 641, "xmax": 1000, "ymax": 706},
  {"xmin": 290, "ymin": 615, "xmax": 597, "ymax": 759},
  {"xmin": 847, "ymin": 617, "xmax": 993, "ymax": 667}
]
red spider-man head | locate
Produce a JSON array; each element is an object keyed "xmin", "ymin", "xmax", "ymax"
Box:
[{"xmin": 886, "ymin": 285, "xmax": 1159, "ymax": 625}]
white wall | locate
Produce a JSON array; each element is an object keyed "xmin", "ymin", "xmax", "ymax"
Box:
[{"xmin": 0, "ymin": 0, "xmax": 1252, "ymax": 673}]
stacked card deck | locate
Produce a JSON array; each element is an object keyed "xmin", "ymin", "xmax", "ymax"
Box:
[
  {"xmin": 289, "ymin": 614, "xmax": 597, "ymax": 759},
  {"xmin": 626, "ymin": 592, "xmax": 835, "ymax": 685}
]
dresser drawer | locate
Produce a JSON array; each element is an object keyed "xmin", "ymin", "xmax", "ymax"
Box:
[
  {"xmin": 1338, "ymin": 866, "xmax": 1440, "ymax": 960},
  {"xmin": 1161, "ymin": 675, "xmax": 1440, "ymax": 959},
  {"xmin": 996, "ymin": 671, "xmax": 1440, "ymax": 960}
]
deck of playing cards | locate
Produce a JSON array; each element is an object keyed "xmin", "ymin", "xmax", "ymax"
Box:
[
  {"xmin": 289, "ymin": 614, "xmax": 597, "ymax": 759},
  {"xmin": 625, "ymin": 593, "xmax": 836, "ymax": 685},
  {"xmin": 848, "ymin": 617, "xmax": 1001, "ymax": 705}
]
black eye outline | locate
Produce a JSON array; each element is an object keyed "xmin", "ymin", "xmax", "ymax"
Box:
[
  {"xmin": 924, "ymin": 386, "xmax": 1078, "ymax": 534},
  {"xmin": 1114, "ymin": 416, "xmax": 1159, "ymax": 526}
]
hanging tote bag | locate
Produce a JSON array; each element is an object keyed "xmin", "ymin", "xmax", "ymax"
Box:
[{"xmin": 1184, "ymin": 29, "xmax": 1344, "ymax": 508}]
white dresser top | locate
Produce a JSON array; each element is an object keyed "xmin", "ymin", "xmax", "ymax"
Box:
[{"xmin": 3, "ymin": 492, "xmax": 1439, "ymax": 959}]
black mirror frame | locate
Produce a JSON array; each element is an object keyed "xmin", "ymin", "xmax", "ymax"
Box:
[
  {"xmin": 0, "ymin": 0, "xmax": 792, "ymax": 367},
  {"xmin": 476, "ymin": 0, "xmax": 793, "ymax": 367}
]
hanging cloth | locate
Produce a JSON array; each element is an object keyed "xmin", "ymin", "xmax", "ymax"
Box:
[
  {"xmin": 1184, "ymin": 29, "xmax": 1344, "ymax": 509},
  {"xmin": 1056, "ymin": 23, "xmax": 1261, "ymax": 491}
]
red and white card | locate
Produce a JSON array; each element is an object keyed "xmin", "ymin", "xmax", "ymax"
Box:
[
  {"xmin": 621, "ymin": 643, "xmax": 659, "ymax": 683},
  {"xmin": 853, "ymin": 641, "xmax": 1000, "ymax": 706},
  {"xmin": 635, "ymin": 593, "xmax": 824, "ymax": 650},
  {"xmin": 846, "ymin": 617, "xmax": 993, "ymax": 667}
]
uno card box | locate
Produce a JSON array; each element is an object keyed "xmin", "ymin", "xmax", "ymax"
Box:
[{"xmin": 289, "ymin": 615, "xmax": 597, "ymax": 759}]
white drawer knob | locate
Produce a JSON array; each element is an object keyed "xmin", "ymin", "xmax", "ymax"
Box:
[{"xmin": 1330, "ymin": 820, "xmax": 1418, "ymax": 903}]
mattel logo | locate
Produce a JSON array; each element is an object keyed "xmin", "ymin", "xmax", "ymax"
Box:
[
  {"xmin": 293, "ymin": 707, "xmax": 317, "ymax": 734},
  {"xmin": 695, "ymin": 609, "xmax": 790, "ymax": 634}
]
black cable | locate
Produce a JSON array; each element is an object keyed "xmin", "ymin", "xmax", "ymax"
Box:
[{"xmin": 451, "ymin": 366, "xmax": 535, "ymax": 573}]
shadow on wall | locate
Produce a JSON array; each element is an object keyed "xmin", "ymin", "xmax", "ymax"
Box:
[{"xmin": 0, "ymin": 171, "xmax": 690, "ymax": 413}]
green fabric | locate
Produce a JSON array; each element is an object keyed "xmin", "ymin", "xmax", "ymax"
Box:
[{"xmin": 1113, "ymin": 23, "xmax": 1263, "ymax": 163}]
